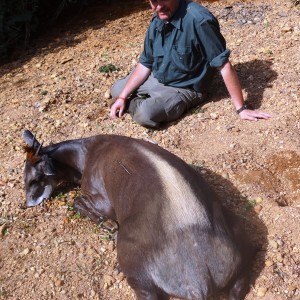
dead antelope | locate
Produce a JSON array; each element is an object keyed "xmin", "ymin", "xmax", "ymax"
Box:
[{"xmin": 22, "ymin": 129, "xmax": 253, "ymax": 300}]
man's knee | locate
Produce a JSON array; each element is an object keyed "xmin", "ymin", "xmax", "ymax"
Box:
[
  {"xmin": 132, "ymin": 109, "xmax": 161, "ymax": 128},
  {"xmin": 130, "ymin": 102, "xmax": 166, "ymax": 128}
]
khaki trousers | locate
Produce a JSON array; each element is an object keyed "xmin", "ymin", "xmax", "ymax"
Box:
[{"xmin": 111, "ymin": 72, "xmax": 206, "ymax": 128}]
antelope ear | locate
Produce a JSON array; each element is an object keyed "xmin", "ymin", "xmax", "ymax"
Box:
[{"xmin": 22, "ymin": 129, "xmax": 41, "ymax": 152}]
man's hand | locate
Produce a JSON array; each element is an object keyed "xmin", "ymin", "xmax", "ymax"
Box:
[
  {"xmin": 109, "ymin": 63, "xmax": 152, "ymax": 120},
  {"xmin": 110, "ymin": 98, "xmax": 126, "ymax": 119},
  {"xmin": 239, "ymin": 109, "xmax": 271, "ymax": 121}
]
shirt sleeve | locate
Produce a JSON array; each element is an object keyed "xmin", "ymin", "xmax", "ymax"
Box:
[
  {"xmin": 139, "ymin": 27, "xmax": 154, "ymax": 69},
  {"xmin": 197, "ymin": 18, "xmax": 231, "ymax": 68}
]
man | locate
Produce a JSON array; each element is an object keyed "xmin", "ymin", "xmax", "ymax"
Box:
[{"xmin": 110, "ymin": 0, "xmax": 271, "ymax": 128}]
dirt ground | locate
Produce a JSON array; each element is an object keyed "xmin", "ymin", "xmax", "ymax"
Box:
[{"xmin": 0, "ymin": 0, "xmax": 299, "ymax": 299}]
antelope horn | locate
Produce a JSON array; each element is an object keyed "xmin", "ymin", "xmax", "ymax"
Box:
[{"xmin": 35, "ymin": 142, "xmax": 43, "ymax": 156}]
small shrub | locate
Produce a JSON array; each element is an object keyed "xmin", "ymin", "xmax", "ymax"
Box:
[{"xmin": 98, "ymin": 63, "xmax": 120, "ymax": 73}]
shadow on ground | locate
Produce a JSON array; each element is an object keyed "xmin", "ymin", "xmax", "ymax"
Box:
[
  {"xmin": 161, "ymin": 59, "xmax": 278, "ymax": 128},
  {"xmin": 208, "ymin": 59, "xmax": 278, "ymax": 109},
  {"xmin": 196, "ymin": 166, "xmax": 268, "ymax": 295},
  {"xmin": 0, "ymin": 0, "xmax": 149, "ymax": 73}
]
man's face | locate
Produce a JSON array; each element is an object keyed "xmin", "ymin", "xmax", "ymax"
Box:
[{"xmin": 150, "ymin": 0, "xmax": 180, "ymax": 21}]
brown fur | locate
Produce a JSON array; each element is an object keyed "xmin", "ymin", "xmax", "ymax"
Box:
[{"xmin": 23, "ymin": 130, "xmax": 254, "ymax": 300}]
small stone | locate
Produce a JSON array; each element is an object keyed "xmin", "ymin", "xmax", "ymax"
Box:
[
  {"xmin": 232, "ymin": 127, "xmax": 241, "ymax": 133},
  {"xmin": 116, "ymin": 272, "xmax": 125, "ymax": 282},
  {"xmin": 221, "ymin": 173, "xmax": 229, "ymax": 179},
  {"xmin": 257, "ymin": 287, "xmax": 268, "ymax": 297},
  {"xmin": 265, "ymin": 260, "xmax": 273, "ymax": 267},
  {"xmin": 107, "ymin": 241, "xmax": 115, "ymax": 252},
  {"xmin": 255, "ymin": 197, "xmax": 263, "ymax": 204},
  {"xmin": 103, "ymin": 282, "xmax": 109, "ymax": 290},
  {"xmin": 54, "ymin": 278, "xmax": 64, "ymax": 287},
  {"xmin": 282, "ymin": 26, "xmax": 292, "ymax": 33},
  {"xmin": 276, "ymin": 253, "xmax": 283, "ymax": 262},
  {"xmin": 20, "ymin": 248, "xmax": 31, "ymax": 256},
  {"xmin": 254, "ymin": 204, "xmax": 263, "ymax": 213},
  {"xmin": 210, "ymin": 112, "xmax": 219, "ymax": 120},
  {"xmin": 225, "ymin": 124, "xmax": 235, "ymax": 131},
  {"xmin": 269, "ymin": 240, "xmax": 278, "ymax": 249},
  {"xmin": 104, "ymin": 90, "xmax": 111, "ymax": 99},
  {"xmin": 103, "ymin": 274, "xmax": 115, "ymax": 287},
  {"xmin": 288, "ymin": 285, "xmax": 297, "ymax": 292}
]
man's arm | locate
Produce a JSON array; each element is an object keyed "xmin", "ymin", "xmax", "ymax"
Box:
[
  {"xmin": 220, "ymin": 61, "xmax": 271, "ymax": 121},
  {"xmin": 110, "ymin": 63, "xmax": 151, "ymax": 119}
]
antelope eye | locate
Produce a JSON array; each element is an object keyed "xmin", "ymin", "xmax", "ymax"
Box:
[
  {"xmin": 29, "ymin": 179, "xmax": 38, "ymax": 187},
  {"xmin": 29, "ymin": 175, "xmax": 45, "ymax": 187}
]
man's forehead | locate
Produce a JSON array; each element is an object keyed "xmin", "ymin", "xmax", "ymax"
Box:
[{"xmin": 150, "ymin": 0, "xmax": 180, "ymax": 3}]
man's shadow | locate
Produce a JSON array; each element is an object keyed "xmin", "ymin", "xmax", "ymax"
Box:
[
  {"xmin": 208, "ymin": 59, "xmax": 277, "ymax": 109},
  {"xmin": 161, "ymin": 58, "xmax": 277, "ymax": 129},
  {"xmin": 196, "ymin": 166, "xmax": 268, "ymax": 296}
]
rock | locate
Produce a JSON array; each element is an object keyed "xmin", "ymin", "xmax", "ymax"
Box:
[
  {"xmin": 20, "ymin": 248, "xmax": 31, "ymax": 256},
  {"xmin": 225, "ymin": 124, "xmax": 235, "ymax": 131},
  {"xmin": 269, "ymin": 240, "xmax": 278, "ymax": 249},
  {"xmin": 103, "ymin": 274, "xmax": 115, "ymax": 287},
  {"xmin": 210, "ymin": 112, "xmax": 219, "ymax": 120},
  {"xmin": 257, "ymin": 287, "xmax": 268, "ymax": 297},
  {"xmin": 103, "ymin": 282, "xmax": 109, "ymax": 290},
  {"xmin": 282, "ymin": 26, "xmax": 293, "ymax": 33},
  {"xmin": 255, "ymin": 197, "xmax": 263, "ymax": 204},
  {"xmin": 104, "ymin": 90, "xmax": 111, "ymax": 99},
  {"xmin": 254, "ymin": 204, "xmax": 263, "ymax": 213},
  {"xmin": 265, "ymin": 260, "xmax": 273, "ymax": 267},
  {"xmin": 288, "ymin": 285, "xmax": 297, "ymax": 292},
  {"xmin": 107, "ymin": 241, "xmax": 115, "ymax": 252},
  {"xmin": 54, "ymin": 278, "xmax": 64, "ymax": 287},
  {"xmin": 232, "ymin": 127, "xmax": 241, "ymax": 133},
  {"xmin": 276, "ymin": 253, "xmax": 283, "ymax": 262},
  {"xmin": 116, "ymin": 272, "xmax": 125, "ymax": 282}
]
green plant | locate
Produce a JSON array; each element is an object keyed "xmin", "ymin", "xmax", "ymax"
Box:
[
  {"xmin": 99, "ymin": 233, "xmax": 112, "ymax": 240},
  {"xmin": 54, "ymin": 192, "xmax": 67, "ymax": 199},
  {"xmin": 191, "ymin": 106, "xmax": 206, "ymax": 114},
  {"xmin": 245, "ymin": 199, "xmax": 256, "ymax": 211},
  {"xmin": 190, "ymin": 160, "xmax": 205, "ymax": 171},
  {"xmin": 0, "ymin": 285, "xmax": 8, "ymax": 298},
  {"xmin": 98, "ymin": 63, "xmax": 120, "ymax": 73}
]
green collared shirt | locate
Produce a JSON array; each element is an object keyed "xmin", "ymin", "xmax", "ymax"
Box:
[{"xmin": 139, "ymin": 0, "xmax": 230, "ymax": 93}]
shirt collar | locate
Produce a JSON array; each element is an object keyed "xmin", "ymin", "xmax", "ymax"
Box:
[{"xmin": 155, "ymin": 0, "xmax": 186, "ymax": 32}]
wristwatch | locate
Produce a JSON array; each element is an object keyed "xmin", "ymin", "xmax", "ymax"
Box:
[{"xmin": 236, "ymin": 104, "xmax": 248, "ymax": 114}]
